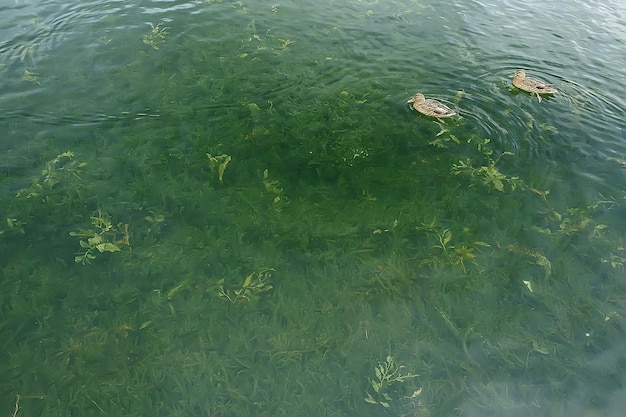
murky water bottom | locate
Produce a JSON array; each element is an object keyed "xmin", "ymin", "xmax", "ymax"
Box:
[{"xmin": 1, "ymin": 1, "xmax": 625, "ymax": 416}]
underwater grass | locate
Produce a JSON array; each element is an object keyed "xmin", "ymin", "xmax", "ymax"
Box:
[
  {"xmin": 0, "ymin": 153, "xmax": 614, "ymax": 412},
  {"xmin": 2, "ymin": 2, "xmax": 626, "ymax": 416},
  {"xmin": 2, "ymin": 110, "xmax": 626, "ymax": 416}
]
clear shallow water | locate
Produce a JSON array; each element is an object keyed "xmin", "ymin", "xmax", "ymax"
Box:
[{"xmin": 1, "ymin": 1, "xmax": 625, "ymax": 416}]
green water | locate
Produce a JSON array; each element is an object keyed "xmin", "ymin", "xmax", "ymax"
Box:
[{"xmin": 1, "ymin": 0, "xmax": 625, "ymax": 416}]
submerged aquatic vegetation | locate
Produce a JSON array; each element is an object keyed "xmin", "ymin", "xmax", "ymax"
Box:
[
  {"xmin": 451, "ymin": 157, "xmax": 522, "ymax": 192},
  {"xmin": 217, "ymin": 268, "xmax": 274, "ymax": 303},
  {"xmin": 144, "ymin": 211, "xmax": 166, "ymax": 235},
  {"xmin": 22, "ymin": 69, "xmax": 40, "ymax": 85},
  {"xmin": 70, "ymin": 210, "xmax": 131, "ymax": 264},
  {"xmin": 16, "ymin": 151, "xmax": 87, "ymax": 200},
  {"xmin": 9, "ymin": 151, "xmax": 90, "ymax": 238},
  {"xmin": 2, "ymin": 2, "xmax": 626, "ymax": 417},
  {"xmin": 449, "ymin": 137, "xmax": 524, "ymax": 192},
  {"xmin": 207, "ymin": 153, "xmax": 231, "ymax": 184},
  {"xmin": 414, "ymin": 218, "xmax": 491, "ymax": 273},
  {"xmin": 1, "ymin": 217, "xmax": 25, "ymax": 236},
  {"xmin": 143, "ymin": 22, "xmax": 170, "ymax": 49},
  {"xmin": 364, "ymin": 356, "xmax": 421, "ymax": 409}
]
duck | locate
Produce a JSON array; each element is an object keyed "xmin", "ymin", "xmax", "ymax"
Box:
[
  {"xmin": 407, "ymin": 93, "xmax": 457, "ymax": 123},
  {"xmin": 512, "ymin": 70, "xmax": 557, "ymax": 102}
]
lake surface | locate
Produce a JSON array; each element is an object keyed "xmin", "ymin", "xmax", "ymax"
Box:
[{"xmin": 1, "ymin": 1, "xmax": 625, "ymax": 416}]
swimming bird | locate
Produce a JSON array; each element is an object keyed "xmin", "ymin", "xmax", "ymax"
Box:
[
  {"xmin": 407, "ymin": 93, "xmax": 456, "ymax": 123},
  {"xmin": 512, "ymin": 70, "xmax": 557, "ymax": 102}
]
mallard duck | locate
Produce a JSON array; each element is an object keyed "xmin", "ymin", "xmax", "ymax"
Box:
[
  {"xmin": 407, "ymin": 93, "xmax": 456, "ymax": 122},
  {"xmin": 512, "ymin": 70, "xmax": 557, "ymax": 102}
]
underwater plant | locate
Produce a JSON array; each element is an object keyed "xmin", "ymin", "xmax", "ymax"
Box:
[
  {"xmin": 217, "ymin": 268, "xmax": 274, "ymax": 304},
  {"xmin": 364, "ymin": 356, "xmax": 421, "ymax": 409},
  {"xmin": 143, "ymin": 22, "xmax": 170, "ymax": 49},
  {"xmin": 70, "ymin": 210, "xmax": 131, "ymax": 264},
  {"xmin": 207, "ymin": 153, "xmax": 232, "ymax": 184}
]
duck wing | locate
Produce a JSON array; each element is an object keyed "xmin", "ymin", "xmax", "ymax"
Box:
[
  {"xmin": 515, "ymin": 77, "xmax": 557, "ymax": 94},
  {"xmin": 421, "ymin": 99, "xmax": 456, "ymax": 117}
]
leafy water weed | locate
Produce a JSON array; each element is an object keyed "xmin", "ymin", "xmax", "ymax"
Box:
[
  {"xmin": 70, "ymin": 210, "xmax": 130, "ymax": 264},
  {"xmin": 1, "ymin": 217, "xmax": 25, "ymax": 236},
  {"xmin": 415, "ymin": 220, "xmax": 490, "ymax": 273},
  {"xmin": 217, "ymin": 268, "xmax": 274, "ymax": 304},
  {"xmin": 364, "ymin": 355, "xmax": 421, "ymax": 409},
  {"xmin": 143, "ymin": 22, "xmax": 170, "ymax": 50},
  {"xmin": 206, "ymin": 153, "xmax": 231, "ymax": 184},
  {"xmin": 16, "ymin": 151, "xmax": 86, "ymax": 201}
]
